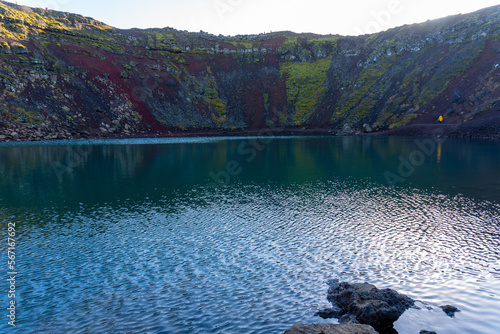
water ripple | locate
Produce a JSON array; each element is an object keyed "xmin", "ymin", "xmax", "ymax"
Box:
[{"xmin": 2, "ymin": 179, "xmax": 500, "ymax": 333}]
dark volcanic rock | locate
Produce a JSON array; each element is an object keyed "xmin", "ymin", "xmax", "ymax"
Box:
[
  {"xmin": 420, "ymin": 330, "xmax": 437, "ymax": 334},
  {"xmin": 325, "ymin": 279, "xmax": 415, "ymax": 331},
  {"xmin": 284, "ymin": 322, "xmax": 378, "ymax": 334},
  {"xmin": 439, "ymin": 305, "xmax": 460, "ymax": 317},
  {"xmin": 315, "ymin": 306, "xmax": 343, "ymax": 319}
]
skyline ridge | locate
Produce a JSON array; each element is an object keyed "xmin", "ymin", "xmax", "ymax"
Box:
[{"xmin": 7, "ymin": 0, "xmax": 500, "ymax": 36}]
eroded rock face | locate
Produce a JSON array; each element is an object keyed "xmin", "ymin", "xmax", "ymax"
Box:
[
  {"xmin": 322, "ymin": 280, "xmax": 415, "ymax": 331},
  {"xmin": 2, "ymin": 2, "xmax": 500, "ymax": 142},
  {"xmin": 284, "ymin": 322, "xmax": 378, "ymax": 334}
]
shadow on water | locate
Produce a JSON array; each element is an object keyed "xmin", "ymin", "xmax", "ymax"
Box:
[{"xmin": 0, "ymin": 136, "xmax": 499, "ymax": 211}]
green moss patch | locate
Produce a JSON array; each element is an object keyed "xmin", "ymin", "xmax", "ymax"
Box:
[
  {"xmin": 281, "ymin": 58, "xmax": 331, "ymax": 125},
  {"xmin": 333, "ymin": 56, "xmax": 398, "ymax": 124}
]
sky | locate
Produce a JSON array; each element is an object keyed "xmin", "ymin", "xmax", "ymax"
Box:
[{"xmin": 11, "ymin": 0, "xmax": 500, "ymax": 36}]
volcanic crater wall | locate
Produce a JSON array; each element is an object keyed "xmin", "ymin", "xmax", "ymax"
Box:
[{"xmin": 0, "ymin": 0, "xmax": 500, "ymax": 141}]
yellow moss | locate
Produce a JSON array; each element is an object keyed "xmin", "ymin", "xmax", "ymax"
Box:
[
  {"xmin": 389, "ymin": 113, "xmax": 418, "ymax": 129},
  {"xmin": 227, "ymin": 40, "xmax": 253, "ymax": 49}
]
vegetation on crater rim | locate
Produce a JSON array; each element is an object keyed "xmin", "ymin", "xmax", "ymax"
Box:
[{"xmin": 0, "ymin": 0, "xmax": 499, "ymax": 140}]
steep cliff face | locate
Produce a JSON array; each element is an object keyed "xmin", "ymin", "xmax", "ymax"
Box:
[{"xmin": 1, "ymin": 0, "xmax": 499, "ymax": 141}]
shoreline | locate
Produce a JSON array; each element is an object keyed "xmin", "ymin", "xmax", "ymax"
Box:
[
  {"xmin": 1, "ymin": 122, "xmax": 499, "ymax": 144},
  {"xmin": 1, "ymin": 2, "xmax": 499, "ymax": 146}
]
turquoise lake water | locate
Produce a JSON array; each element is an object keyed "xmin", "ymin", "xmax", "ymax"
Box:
[{"xmin": 0, "ymin": 136, "xmax": 499, "ymax": 333}]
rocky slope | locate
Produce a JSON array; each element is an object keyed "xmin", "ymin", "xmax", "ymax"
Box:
[{"xmin": 1, "ymin": 0, "xmax": 499, "ymax": 141}]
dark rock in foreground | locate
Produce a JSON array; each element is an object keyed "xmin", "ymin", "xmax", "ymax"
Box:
[
  {"xmin": 315, "ymin": 306, "xmax": 343, "ymax": 319},
  {"xmin": 284, "ymin": 322, "xmax": 377, "ymax": 334},
  {"xmin": 324, "ymin": 279, "xmax": 415, "ymax": 331},
  {"xmin": 439, "ymin": 304, "xmax": 460, "ymax": 317},
  {"xmin": 288, "ymin": 280, "xmax": 460, "ymax": 334}
]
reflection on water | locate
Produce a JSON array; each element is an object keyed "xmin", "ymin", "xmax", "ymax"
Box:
[
  {"xmin": 437, "ymin": 141, "xmax": 442, "ymax": 164},
  {"xmin": 0, "ymin": 136, "xmax": 499, "ymax": 333},
  {"xmin": 1, "ymin": 136, "xmax": 499, "ymax": 208}
]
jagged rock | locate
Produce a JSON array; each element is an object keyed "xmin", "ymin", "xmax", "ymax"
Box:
[
  {"xmin": 420, "ymin": 330, "xmax": 437, "ymax": 334},
  {"xmin": 10, "ymin": 43, "xmax": 30, "ymax": 54},
  {"xmin": 363, "ymin": 123, "xmax": 373, "ymax": 133},
  {"xmin": 284, "ymin": 322, "xmax": 377, "ymax": 334},
  {"xmin": 0, "ymin": 42, "xmax": 12, "ymax": 54},
  {"xmin": 316, "ymin": 305, "xmax": 343, "ymax": 319},
  {"xmin": 439, "ymin": 305, "xmax": 460, "ymax": 317},
  {"xmin": 325, "ymin": 280, "xmax": 415, "ymax": 331},
  {"xmin": 338, "ymin": 124, "xmax": 353, "ymax": 136}
]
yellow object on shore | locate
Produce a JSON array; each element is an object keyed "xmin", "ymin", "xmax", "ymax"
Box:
[{"xmin": 439, "ymin": 116, "xmax": 444, "ymax": 122}]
